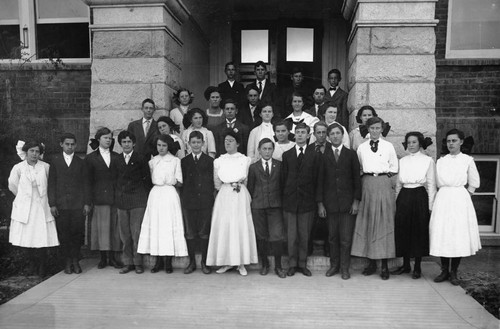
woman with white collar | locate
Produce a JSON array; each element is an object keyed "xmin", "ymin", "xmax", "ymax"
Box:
[
  {"xmin": 9, "ymin": 140, "xmax": 59, "ymax": 276},
  {"xmin": 285, "ymin": 92, "xmax": 319, "ymax": 135},
  {"xmin": 247, "ymin": 105, "xmax": 275, "ymax": 162},
  {"xmin": 169, "ymin": 88, "xmax": 193, "ymax": 134},
  {"xmin": 322, "ymin": 105, "xmax": 350, "ymax": 148}
]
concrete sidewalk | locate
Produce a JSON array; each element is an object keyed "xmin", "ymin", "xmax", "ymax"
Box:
[{"xmin": 0, "ymin": 259, "xmax": 498, "ymax": 329}]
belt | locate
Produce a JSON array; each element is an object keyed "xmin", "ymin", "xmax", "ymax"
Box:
[{"xmin": 363, "ymin": 172, "xmax": 388, "ymax": 177}]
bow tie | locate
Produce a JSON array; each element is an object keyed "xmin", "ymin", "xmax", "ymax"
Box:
[
  {"xmin": 329, "ymin": 87, "xmax": 337, "ymax": 91},
  {"xmin": 370, "ymin": 140, "xmax": 379, "ymax": 153},
  {"xmin": 292, "ymin": 119, "xmax": 304, "ymax": 126}
]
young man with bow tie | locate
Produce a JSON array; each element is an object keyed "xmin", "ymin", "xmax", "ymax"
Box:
[{"xmin": 325, "ymin": 69, "xmax": 349, "ymax": 129}]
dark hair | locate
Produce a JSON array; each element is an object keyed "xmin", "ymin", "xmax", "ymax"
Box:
[
  {"xmin": 22, "ymin": 140, "xmax": 45, "ymax": 155},
  {"xmin": 246, "ymin": 85, "xmax": 260, "ymax": 95},
  {"xmin": 403, "ymin": 131, "xmax": 433, "ymax": 150},
  {"xmin": 291, "ymin": 92, "xmax": 304, "ymax": 105},
  {"xmin": 313, "ymin": 86, "xmax": 327, "ymax": 95},
  {"xmin": 356, "ymin": 105, "xmax": 378, "ymax": 124},
  {"xmin": 273, "ymin": 120, "xmax": 291, "ymax": 132},
  {"xmin": 223, "ymin": 98, "xmax": 238, "ymax": 109},
  {"xmin": 157, "ymin": 116, "xmax": 180, "ymax": 134},
  {"xmin": 188, "ymin": 130, "xmax": 204, "ymax": 142},
  {"xmin": 445, "ymin": 128, "xmax": 465, "ymax": 140},
  {"xmin": 365, "ymin": 116, "xmax": 385, "ymax": 128},
  {"xmin": 295, "ymin": 122, "xmax": 310, "ymax": 134},
  {"xmin": 222, "ymin": 128, "xmax": 241, "ymax": 144},
  {"xmin": 142, "ymin": 98, "xmax": 155, "ymax": 108},
  {"xmin": 173, "ymin": 88, "xmax": 193, "ymax": 106},
  {"xmin": 95, "ymin": 127, "xmax": 112, "ymax": 141},
  {"xmin": 258, "ymin": 137, "xmax": 275, "ymax": 149},
  {"xmin": 117, "ymin": 130, "xmax": 136, "ymax": 145},
  {"xmin": 156, "ymin": 134, "xmax": 178, "ymax": 155},
  {"xmin": 59, "ymin": 132, "xmax": 76, "ymax": 143},
  {"xmin": 291, "ymin": 66, "xmax": 303, "ymax": 75},
  {"xmin": 224, "ymin": 61, "xmax": 235, "ymax": 71},
  {"xmin": 313, "ymin": 121, "xmax": 328, "ymax": 133},
  {"xmin": 204, "ymin": 86, "xmax": 220, "ymax": 101},
  {"xmin": 254, "ymin": 61, "xmax": 267, "ymax": 70},
  {"xmin": 327, "ymin": 123, "xmax": 345, "ymax": 136},
  {"xmin": 327, "ymin": 69, "xmax": 342, "ymax": 81},
  {"xmin": 183, "ymin": 108, "xmax": 208, "ymax": 129}
]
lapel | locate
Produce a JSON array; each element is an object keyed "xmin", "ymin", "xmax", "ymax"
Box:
[
  {"xmin": 324, "ymin": 144, "xmax": 337, "ymax": 167},
  {"xmin": 96, "ymin": 149, "xmax": 111, "ymax": 170},
  {"xmin": 145, "ymin": 119, "xmax": 156, "ymax": 140}
]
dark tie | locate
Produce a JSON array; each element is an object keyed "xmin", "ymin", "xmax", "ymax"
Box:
[
  {"xmin": 370, "ymin": 140, "xmax": 379, "ymax": 153},
  {"xmin": 329, "ymin": 87, "xmax": 336, "ymax": 91},
  {"xmin": 258, "ymin": 81, "xmax": 263, "ymax": 95},
  {"xmin": 194, "ymin": 155, "xmax": 198, "ymax": 164},
  {"xmin": 334, "ymin": 148, "xmax": 339, "ymax": 162},
  {"xmin": 298, "ymin": 147, "xmax": 304, "ymax": 165},
  {"xmin": 315, "ymin": 143, "xmax": 323, "ymax": 153},
  {"xmin": 265, "ymin": 161, "xmax": 270, "ymax": 176}
]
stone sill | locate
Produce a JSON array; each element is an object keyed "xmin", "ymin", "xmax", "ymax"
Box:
[
  {"xmin": 0, "ymin": 62, "xmax": 91, "ymax": 71},
  {"xmin": 480, "ymin": 234, "xmax": 500, "ymax": 246},
  {"xmin": 436, "ymin": 58, "xmax": 500, "ymax": 66}
]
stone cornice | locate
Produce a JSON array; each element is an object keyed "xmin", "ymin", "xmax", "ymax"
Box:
[
  {"xmin": 347, "ymin": 19, "xmax": 439, "ymax": 43},
  {"xmin": 88, "ymin": 23, "xmax": 184, "ymax": 46},
  {"xmin": 342, "ymin": 0, "xmax": 439, "ymax": 22}
]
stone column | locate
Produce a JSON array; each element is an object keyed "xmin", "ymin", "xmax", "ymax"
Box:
[
  {"xmin": 83, "ymin": 0, "xmax": 189, "ymax": 148},
  {"xmin": 342, "ymin": 0, "xmax": 438, "ymax": 157}
]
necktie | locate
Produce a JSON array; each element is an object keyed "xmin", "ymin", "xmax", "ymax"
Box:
[
  {"xmin": 315, "ymin": 144, "xmax": 323, "ymax": 153},
  {"xmin": 334, "ymin": 148, "xmax": 339, "ymax": 162},
  {"xmin": 258, "ymin": 81, "xmax": 263, "ymax": 95},
  {"xmin": 298, "ymin": 147, "xmax": 304, "ymax": 165},
  {"xmin": 370, "ymin": 140, "xmax": 379, "ymax": 153},
  {"xmin": 194, "ymin": 155, "xmax": 198, "ymax": 164},
  {"xmin": 227, "ymin": 122, "xmax": 234, "ymax": 129},
  {"xmin": 125, "ymin": 154, "xmax": 130, "ymax": 164},
  {"xmin": 265, "ymin": 161, "xmax": 270, "ymax": 176},
  {"xmin": 145, "ymin": 120, "xmax": 151, "ymax": 135}
]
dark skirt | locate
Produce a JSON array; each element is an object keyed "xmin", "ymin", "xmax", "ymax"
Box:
[{"xmin": 394, "ymin": 186, "xmax": 430, "ymax": 258}]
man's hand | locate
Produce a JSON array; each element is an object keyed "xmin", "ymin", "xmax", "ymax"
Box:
[
  {"xmin": 318, "ymin": 202, "xmax": 327, "ymax": 218},
  {"xmin": 83, "ymin": 205, "xmax": 91, "ymax": 217},
  {"xmin": 50, "ymin": 206, "xmax": 59, "ymax": 217},
  {"xmin": 349, "ymin": 199, "xmax": 359, "ymax": 215}
]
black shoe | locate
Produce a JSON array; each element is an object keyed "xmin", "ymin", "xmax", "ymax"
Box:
[
  {"xmin": 109, "ymin": 258, "xmax": 123, "ymax": 269},
  {"xmin": 119, "ymin": 265, "xmax": 135, "ymax": 274},
  {"xmin": 449, "ymin": 271, "xmax": 460, "ymax": 285},
  {"xmin": 184, "ymin": 261, "xmax": 196, "ymax": 274},
  {"xmin": 380, "ymin": 268, "xmax": 390, "ymax": 280},
  {"xmin": 97, "ymin": 259, "xmax": 107, "ymax": 269},
  {"xmin": 201, "ymin": 261, "xmax": 211, "ymax": 274},
  {"xmin": 391, "ymin": 266, "xmax": 411, "ymax": 275},
  {"xmin": 362, "ymin": 265, "xmax": 377, "ymax": 276},
  {"xmin": 341, "ymin": 270, "xmax": 351, "ymax": 280},
  {"xmin": 275, "ymin": 268, "xmax": 287, "ymax": 279},
  {"xmin": 287, "ymin": 267, "xmax": 296, "ymax": 277},
  {"xmin": 434, "ymin": 270, "xmax": 449, "ymax": 283},
  {"xmin": 412, "ymin": 270, "xmax": 421, "ymax": 279},
  {"xmin": 64, "ymin": 260, "xmax": 72, "ymax": 274},
  {"xmin": 260, "ymin": 265, "xmax": 269, "ymax": 276},
  {"xmin": 325, "ymin": 266, "xmax": 339, "ymax": 277},
  {"xmin": 135, "ymin": 265, "xmax": 144, "ymax": 274},
  {"xmin": 300, "ymin": 267, "xmax": 312, "ymax": 277}
]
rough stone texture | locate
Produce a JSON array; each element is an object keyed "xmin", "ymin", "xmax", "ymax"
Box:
[
  {"xmin": 354, "ymin": 54, "xmax": 436, "ymax": 83},
  {"xmin": 90, "ymin": 83, "xmax": 170, "ymax": 111},
  {"xmin": 371, "ymin": 27, "xmax": 436, "ymax": 54},
  {"xmin": 375, "ymin": 109, "xmax": 437, "ymax": 136},
  {"xmin": 369, "ymin": 83, "xmax": 435, "ymax": 109},
  {"xmin": 359, "ymin": 2, "xmax": 436, "ymax": 21},
  {"xmin": 348, "ymin": 28, "xmax": 370, "ymax": 66}
]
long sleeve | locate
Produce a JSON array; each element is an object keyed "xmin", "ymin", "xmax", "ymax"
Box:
[
  {"xmin": 47, "ymin": 161, "xmax": 57, "ymax": 206},
  {"xmin": 8, "ymin": 165, "xmax": 21, "ymax": 196},
  {"xmin": 426, "ymin": 159, "xmax": 437, "ymax": 210},
  {"xmin": 247, "ymin": 165, "xmax": 256, "ymax": 196},
  {"xmin": 467, "ymin": 158, "xmax": 480, "ymax": 193},
  {"xmin": 247, "ymin": 128, "xmax": 257, "ymax": 161},
  {"xmin": 175, "ymin": 158, "xmax": 183, "ymax": 184},
  {"xmin": 395, "ymin": 172, "xmax": 403, "ymax": 198},
  {"xmin": 206, "ymin": 130, "xmax": 216, "ymax": 155},
  {"xmin": 213, "ymin": 160, "xmax": 222, "ymax": 191},
  {"xmin": 388, "ymin": 146, "xmax": 398, "ymax": 173}
]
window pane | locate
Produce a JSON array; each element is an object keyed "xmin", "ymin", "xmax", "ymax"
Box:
[
  {"xmin": 0, "ymin": 0, "xmax": 19, "ymax": 20},
  {"xmin": 471, "ymin": 195, "xmax": 494, "ymax": 226},
  {"xmin": 450, "ymin": 0, "xmax": 500, "ymax": 50},
  {"xmin": 0, "ymin": 25, "xmax": 21, "ymax": 59},
  {"xmin": 241, "ymin": 30, "xmax": 268, "ymax": 63},
  {"xmin": 37, "ymin": 23, "xmax": 89, "ymax": 58},
  {"xmin": 286, "ymin": 28, "xmax": 314, "ymax": 62},
  {"xmin": 37, "ymin": 0, "xmax": 89, "ymax": 19},
  {"xmin": 475, "ymin": 160, "xmax": 498, "ymax": 193}
]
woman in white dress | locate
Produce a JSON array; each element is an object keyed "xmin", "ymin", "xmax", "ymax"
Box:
[
  {"xmin": 349, "ymin": 105, "xmax": 377, "ymax": 151},
  {"xmin": 182, "ymin": 108, "xmax": 217, "ymax": 158},
  {"xmin": 272, "ymin": 120, "xmax": 295, "ymax": 161},
  {"xmin": 8, "ymin": 140, "xmax": 59, "ymax": 276},
  {"xmin": 137, "ymin": 134, "xmax": 188, "ymax": 273},
  {"xmin": 169, "ymin": 88, "xmax": 193, "ymax": 134},
  {"xmin": 392, "ymin": 132, "xmax": 436, "ymax": 279},
  {"xmin": 430, "ymin": 129, "xmax": 481, "ymax": 285},
  {"xmin": 247, "ymin": 105, "xmax": 275, "ymax": 162},
  {"xmin": 157, "ymin": 116, "xmax": 185, "ymax": 159},
  {"xmin": 207, "ymin": 129, "xmax": 258, "ymax": 275}
]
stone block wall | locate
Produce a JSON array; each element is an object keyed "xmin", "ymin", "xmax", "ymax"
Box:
[{"xmin": 435, "ymin": 0, "xmax": 500, "ymax": 155}]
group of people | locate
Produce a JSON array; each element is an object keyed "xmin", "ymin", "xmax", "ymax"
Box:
[{"xmin": 7, "ymin": 61, "xmax": 481, "ymax": 285}]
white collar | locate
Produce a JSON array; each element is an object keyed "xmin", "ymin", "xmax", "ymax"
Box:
[
  {"xmin": 295, "ymin": 144, "xmax": 306, "ymax": 152},
  {"xmin": 192, "ymin": 152, "xmax": 201, "ymax": 160},
  {"xmin": 261, "ymin": 158, "xmax": 271, "ymax": 166},
  {"xmin": 226, "ymin": 118, "xmax": 236, "ymax": 124},
  {"xmin": 99, "ymin": 147, "xmax": 110, "ymax": 154},
  {"xmin": 124, "ymin": 151, "xmax": 133, "ymax": 158},
  {"xmin": 63, "ymin": 152, "xmax": 74, "ymax": 159},
  {"xmin": 332, "ymin": 144, "xmax": 343, "ymax": 152},
  {"xmin": 142, "ymin": 118, "xmax": 152, "ymax": 124}
]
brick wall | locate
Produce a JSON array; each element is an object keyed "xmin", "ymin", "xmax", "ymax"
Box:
[
  {"xmin": 0, "ymin": 63, "xmax": 91, "ymax": 154},
  {"xmin": 435, "ymin": 0, "xmax": 500, "ymax": 155}
]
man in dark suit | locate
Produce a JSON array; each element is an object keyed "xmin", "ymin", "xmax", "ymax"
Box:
[
  {"xmin": 280, "ymin": 67, "xmax": 313, "ymax": 119},
  {"xmin": 127, "ymin": 98, "xmax": 159, "ymax": 158},
  {"xmin": 214, "ymin": 99, "xmax": 250, "ymax": 157},
  {"xmin": 324, "ymin": 69, "xmax": 349, "ymax": 128},
  {"xmin": 218, "ymin": 61, "xmax": 245, "ymax": 105},
  {"xmin": 305, "ymin": 86, "xmax": 329, "ymax": 120},
  {"xmin": 281, "ymin": 122, "xmax": 319, "ymax": 277},
  {"xmin": 247, "ymin": 138, "xmax": 286, "ymax": 278},
  {"xmin": 115, "ymin": 131, "xmax": 151, "ymax": 274},
  {"xmin": 48, "ymin": 133, "xmax": 91, "ymax": 274},
  {"xmin": 317, "ymin": 123, "xmax": 361, "ymax": 280},
  {"xmin": 238, "ymin": 86, "xmax": 262, "ymax": 129},
  {"xmin": 181, "ymin": 131, "xmax": 215, "ymax": 274},
  {"xmin": 247, "ymin": 61, "xmax": 277, "ymax": 110}
]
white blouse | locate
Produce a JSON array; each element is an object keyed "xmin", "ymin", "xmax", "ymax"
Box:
[
  {"xmin": 182, "ymin": 126, "xmax": 216, "ymax": 156},
  {"xmin": 149, "ymin": 154, "xmax": 182, "ymax": 186},
  {"xmin": 272, "ymin": 141, "xmax": 295, "ymax": 161},
  {"xmin": 357, "ymin": 138, "xmax": 398, "ymax": 174},
  {"xmin": 285, "ymin": 111, "xmax": 319, "ymax": 134},
  {"xmin": 213, "ymin": 152, "xmax": 251, "ymax": 190},
  {"xmin": 247, "ymin": 122, "xmax": 275, "ymax": 162},
  {"xmin": 436, "ymin": 153, "xmax": 480, "ymax": 193},
  {"xmin": 396, "ymin": 151, "xmax": 437, "ymax": 210}
]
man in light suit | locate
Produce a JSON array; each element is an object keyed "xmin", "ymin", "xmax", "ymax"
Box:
[
  {"xmin": 48, "ymin": 133, "xmax": 91, "ymax": 274},
  {"xmin": 317, "ymin": 123, "xmax": 361, "ymax": 280},
  {"xmin": 218, "ymin": 61, "xmax": 245, "ymax": 106},
  {"xmin": 214, "ymin": 99, "xmax": 250, "ymax": 157},
  {"xmin": 247, "ymin": 61, "xmax": 278, "ymax": 111},
  {"xmin": 247, "ymin": 138, "xmax": 286, "ymax": 278},
  {"xmin": 324, "ymin": 69, "xmax": 349, "ymax": 128},
  {"xmin": 126, "ymin": 98, "xmax": 159, "ymax": 159}
]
